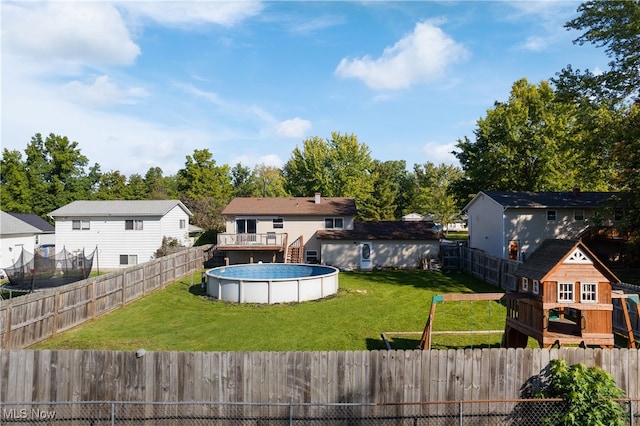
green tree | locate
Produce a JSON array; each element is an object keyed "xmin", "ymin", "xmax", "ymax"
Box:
[
  {"xmin": 126, "ymin": 174, "xmax": 147, "ymax": 200},
  {"xmin": 283, "ymin": 132, "xmax": 374, "ymax": 217},
  {"xmin": 231, "ymin": 163, "xmax": 259, "ymax": 197},
  {"xmin": 453, "ymin": 79, "xmax": 598, "ymax": 201},
  {"xmin": 365, "ymin": 160, "xmax": 410, "ymax": 220},
  {"xmin": 144, "ymin": 167, "xmax": 177, "ymax": 199},
  {"xmin": 176, "ymin": 149, "xmax": 233, "ymax": 230},
  {"xmin": 254, "ymin": 164, "xmax": 289, "ymax": 197},
  {"xmin": 555, "ymin": 0, "xmax": 640, "ymax": 102},
  {"xmin": 11, "ymin": 133, "xmax": 97, "ymax": 216},
  {"xmin": 94, "ymin": 171, "xmax": 128, "ymax": 200},
  {"xmin": 410, "ymin": 163, "xmax": 463, "ymax": 234},
  {"xmin": 540, "ymin": 359, "xmax": 625, "ymax": 425},
  {"xmin": 0, "ymin": 149, "xmax": 32, "ymax": 212}
]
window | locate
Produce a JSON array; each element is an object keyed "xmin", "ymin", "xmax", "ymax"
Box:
[
  {"xmin": 125, "ymin": 220, "xmax": 143, "ymax": 230},
  {"xmin": 35, "ymin": 235, "xmax": 40, "ymax": 245},
  {"xmin": 305, "ymin": 250, "xmax": 319, "ymax": 264},
  {"xmin": 558, "ymin": 282, "xmax": 574, "ymax": 302},
  {"xmin": 522, "ymin": 277, "xmax": 529, "ymax": 291},
  {"xmin": 532, "ymin": 280, "xmax": 539, "ymax": 295},
  {"xmin": 179, "ymin": 219, "xmax": 186, "ymax": 229},
  {"xmin": 273, "ymin": 218, "xmax": 284, "ymax": 229},
  {"xmin": 324, "ymin": 217, "xmax": 344, "ymax": 229},
  {"xmin": 72, "ymin": 220, "xmax": 90, "ymax": 230},
  {"xmin": 236, "ymin": 219, "xmax": 257, "ymax": 234},
  {"xmin": 574, "ymin": 210, "xmax": 585, "ymax": 221},
  {"xmin": 546, "ymin": 210, "xmax": 557, "ymax": 221},
  {"xmin": 581, "ymin": 282, "xmax": 597, "ymax": 303},
  {"xmin": 119, "ymin": 254, "xmax": 138, "ymax": 266}
]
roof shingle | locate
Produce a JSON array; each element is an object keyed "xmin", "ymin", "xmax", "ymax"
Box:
[{"xmin": 222, "ymin": 197, "xmax": 357, "ymax": 216}]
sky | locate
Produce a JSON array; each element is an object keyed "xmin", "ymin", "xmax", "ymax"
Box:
[{"xmin": 1, "ymin": 1, "xmax": 610, "ymax": 177}]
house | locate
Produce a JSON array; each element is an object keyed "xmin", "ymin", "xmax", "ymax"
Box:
[
  {"xmin": 0, "ymin": 211, "xmax": 55, "ymax": 270},
  {"xmin": 217, "ymin": 194, "xmax": 357, "ymax": 265},
  {"xmin": 463, "ymin": 189, "xmax": 619, "ymax": 261},
  {"xmin": 503, "ymin": 239, "xmax": 622, "ymax": 348},
  {"xmin": 48, "ymin": 200, "xmax": 192, "ymax": 270},
  {"xmin": 317, "ymin": 221, "xmax": 441, "ymax": 270}
]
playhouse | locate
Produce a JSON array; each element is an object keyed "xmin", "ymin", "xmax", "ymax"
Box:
[{"xmin": 503, "ymin": 239, "xmax": 629, "ymax": 348}]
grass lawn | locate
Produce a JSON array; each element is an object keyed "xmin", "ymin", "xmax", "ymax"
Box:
[{"xmin": 33, "ymin": 269, "xmax": 515, "ymax": 352}]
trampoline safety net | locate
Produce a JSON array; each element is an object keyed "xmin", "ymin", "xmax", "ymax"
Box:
[{"xmin": 2, "ymin": 247, "xmax": 96, "ymax": 291}]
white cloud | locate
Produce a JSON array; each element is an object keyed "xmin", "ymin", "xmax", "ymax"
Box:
[
  {"xmin": 2, "ymin": 2, "xmax": 140, "ymax": 69},
  {"xmin": 335, "ymin": 19, "xmax": 468, "ymax": 90},
  {"xmin": 421, "ymin": 141, "xmax": 459, "ymax": 166},
  {"xmin": 62, "ymin": 75, "xmax": 148, "ymax": 107},
  {"xmin": 120, "ymin": 1, "xmax": 264, "ymax": 27},
  {"xmin": 276, "ymin": 118, "xmax": 311, "ymax": 138}
]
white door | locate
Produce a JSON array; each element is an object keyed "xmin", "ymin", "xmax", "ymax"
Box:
[{"xmin": 359, "ymin": 242, "xmax": 372, "ymax": 270}]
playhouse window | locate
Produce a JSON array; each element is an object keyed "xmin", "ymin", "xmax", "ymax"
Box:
[
  {"xmin": 574, "ymin": 210, "xmax": 585, "ymax": 221},
  {"xmin": 558, "ymin": 282, "xmax": 574, "ymax": 302},
  {"xmin": 522, "ymin": 277, "xmax": 529, "ymax": 291},
  {"xmin": 581, "ymin": 282, "xmax": 597, "ymax": 303},
  {"xmin": 532, "ymin": 280, "xmax": 539, "ymax": 295},
  {"xmin": 546, "ymin": 210, "xmax": 557, "ymax": 221}
]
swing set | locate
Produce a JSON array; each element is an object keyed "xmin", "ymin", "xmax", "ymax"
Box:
[
  {"xmin": 381, "ymin": 292, "xmax": 527, "ymax": 350},
  {"xmin": 381, "ymin": 291, "xmax": 640, "ymax": 350}
]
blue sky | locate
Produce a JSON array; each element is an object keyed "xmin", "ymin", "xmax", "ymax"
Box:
[{"xmin": 1, "ymin": 1, "xmax": 608, "ymax": 177}]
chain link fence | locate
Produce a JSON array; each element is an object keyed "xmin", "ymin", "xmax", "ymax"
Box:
[{"xmin": 0, "ymin": 399, "xmax": 637, "ymax": 425}]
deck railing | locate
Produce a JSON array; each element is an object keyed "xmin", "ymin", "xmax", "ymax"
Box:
[{"xmin": 217, "ymin": 233, "xmax": 287, "ymax": 248}]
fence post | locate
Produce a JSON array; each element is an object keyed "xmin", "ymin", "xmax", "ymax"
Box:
[
  {"xmin": 111, "ymin": 402, "xmax": 116, "ymax": 426},
  {"xmin": 630, "ymin": 399, "xmax": 634, "ymax": 426},
  {"xmin": 459, "ymin": 401, "xmax": 463, "ymax": 426},
  {"xmin": 289, "ymin": 404, "xmax": 294, "ymax": 426}
]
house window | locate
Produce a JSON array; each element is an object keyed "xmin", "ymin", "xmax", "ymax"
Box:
[
  {"xmin": 546, "ymin": 210, "xmax": 557, "ymax": 221},
  {"xmin": 522, "ymin": 277, "xmax": 529, "ymax": 292},
  {"xmin": 558, "ymin": 282, "xmax": 574, "ymax": 302},
  {"xmin": 305, "ymin": 250, "xmax": 319, "ymax": 264},
  {"xmin": 35, "ymin": 235, "xmax": 40, "ymax": 245},
  {"xmin": 581, "ymin": 282, "xmax": 597, "ymax": 303},
  {"xmin": 179, "ymin": 219, "xmax": 186, "ymax": 229},
  {"xmin": 324, "ymin": 217, "xmax": 344, "ymax": 229},
  {"xmin": 236, "ymin": 219, "xmax": 257, "ymax": 234},
  {"xmin": 119, "ymin": 254, "xmax": 138, "ymax": 266},
  {"xmin": 273, "ymin": 218, "xmax": 284, "ymax": 229},
  {"xmin": 72, "ymin": 220, "xmax": 90, "ymax": 230},
  {"xmin": 574, "ymin": 210, "xmax": 585, "ymax": 221},
  {"xmin": 532, "ymin": 280, "xmax": 539, "ymax": 295},
  {"xmin": 125, "ymin": 220, "xmax": 143, "ymax": 230}
]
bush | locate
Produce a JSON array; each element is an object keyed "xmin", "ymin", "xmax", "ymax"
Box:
[{"xmin": 540, "ymin": 359, "xmax": 626, "ymax": 425}]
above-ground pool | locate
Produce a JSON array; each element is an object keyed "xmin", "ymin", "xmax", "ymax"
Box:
[{"xmin": 205, "ymin": 263, "xmax": 339, "ymax": 304}]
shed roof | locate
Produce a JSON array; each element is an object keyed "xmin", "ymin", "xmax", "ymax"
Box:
[
  {"xmin": 48, "ymin": 200, "xmax": 192, "ymax": 218},
  {"xmin": 317, "ymin": 220, "xmax": 440, "ymax": 241},
  {"xmin": 514, "ymin": 239, "xmax": 620, "ymax": 283},
  {"xmin": 222, "ymin": 196, "xmax": 357, "ymax": 217},
  {"xmin": 464, "ymin": 190, "xmax": 619, "ymax": 211}
]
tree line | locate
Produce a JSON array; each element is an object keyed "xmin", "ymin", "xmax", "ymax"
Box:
[{"xmin": 1, "ymin": 1, "xmax": 638, "ymax": 245}]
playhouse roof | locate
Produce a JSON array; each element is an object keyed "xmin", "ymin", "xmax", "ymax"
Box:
[{"xmin": 514, "ymin": 239, "xmax": 620, "ymax": 283}]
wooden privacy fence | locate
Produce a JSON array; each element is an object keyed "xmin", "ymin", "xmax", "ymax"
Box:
[
  {"xmin": 0, "ymin": 246, "xmax": 208, "ymax": 350},
  {"xmin": 2, "ymin": 348, "xmax": 640, "ymax": 404}
]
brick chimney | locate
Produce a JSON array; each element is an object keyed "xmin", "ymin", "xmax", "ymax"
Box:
[{"xmin": 315, "ymin": 193, "xmax": 321, "ymax": 204}]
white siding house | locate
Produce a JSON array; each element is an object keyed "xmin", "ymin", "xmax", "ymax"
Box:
[
  {"xmin": 48, "ymin": 200, "xmax": 192, "ymax": 270},
  {"xmin": 0, "ymin": 212, "xmax": 55, "ymax": 269},
  {"xmin": 464, "ymin": 190, "xmax": 619, "ymax": 261}
]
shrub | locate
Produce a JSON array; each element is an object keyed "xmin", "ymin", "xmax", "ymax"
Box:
[{"xmin": 541, "ymin": 359, "xmax": 626, "ymax": 425}]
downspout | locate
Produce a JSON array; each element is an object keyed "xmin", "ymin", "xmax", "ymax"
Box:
[{"xmin": 502, "ymin": 206, "xmax": 507, "ymax": 259}]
